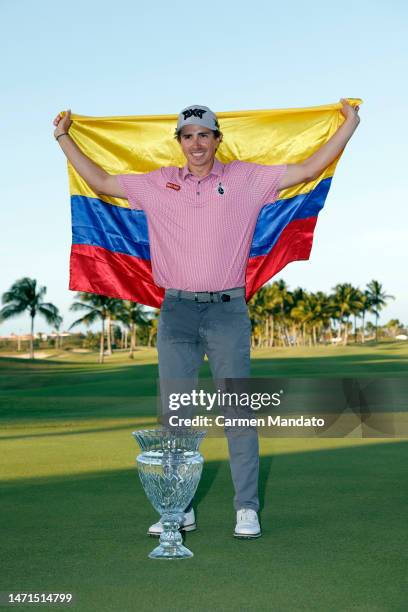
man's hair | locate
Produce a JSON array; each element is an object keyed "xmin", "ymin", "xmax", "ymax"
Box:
[{"xmin": 175, "ymin": 129, "xmax": 222, "ymax": 142}]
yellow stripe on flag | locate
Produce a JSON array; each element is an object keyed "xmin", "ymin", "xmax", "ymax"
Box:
[{"xmin": 66, "ymin": 98, "xmax": 362, "ymax": 204}]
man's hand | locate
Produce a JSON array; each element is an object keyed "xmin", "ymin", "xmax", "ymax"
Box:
[
  {"xmin": 53, "ymin": 109, "xmax": 72, "ymax": 139},
  {"xmin": 340, "ymin": 98, "xmax": 360, "ymax": 127},
  {"xmin": 278, "ymin": 98, "xmax": 361, "ymax": 191},
  {"xmin": 52, "ymin": 109, "xmax": 125, "ymax": 198}
]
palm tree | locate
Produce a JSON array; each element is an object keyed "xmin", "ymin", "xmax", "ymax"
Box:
[
  {"xmin": 248, "ymin": 287, "xmax": 268, "ymax": 348},
  {"xmin": 289, "ymin": 287, "xmax": 307, "ymax": 346},
  {"xmin": 70, "ymin": 293, "xmax": 120, "ymax": 363},
  {"xmin": 278, "ymin": 282, "xmax": 294, "ymax": 346},
  {"xmin": 147, "ymin": 313, "xmax": 159, "ymax": 347},
  {"xmin": 264, "ymin": 283, "xmax": 288, "ymax": 347},
  {"xmin": 359, "ymin": 291, "xmax": 371, "ymax": 344},
  {"xmin": 291, "ymin": 295, "xmax": 313, "ymax": 346},
  {"xmin": 332, "ymin": 284, "xmax": 363, "ymax": 345},
  {"xmin": 314, "ymin": 291, "xmax": 334, "ymax": 344},
  {"xmin": 53, "ymin": 317, "xmax": 63, "ymax": 349},
  {"xmin": 117, "ymin": 300, "xmax": 149, "ymax": 358},
  {"xmin": 366, "ymin": 280, "xmax": 395, "ymax": 341},
  {"xmin": 0, "ymin": 277, "xmax": 61, "ymax": 359},
  {"xmin": 104, "ymin": 298, "xmax": 123, "ymax": 355},
  {"xmin": 345, "ymin": 287, "xmax": 364, "ymax": 344}
]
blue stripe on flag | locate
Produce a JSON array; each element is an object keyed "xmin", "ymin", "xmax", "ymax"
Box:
[
  {"xmin": 71, "ymin": 196, "xmax": 151, "ymax": 260},
  {"xmin": 71, "ymin": 177, "xmax": 331, "ymax": 261},
  {"xmin": 250, "ymin": 177, "xmax": 331, "ymax": 257}
]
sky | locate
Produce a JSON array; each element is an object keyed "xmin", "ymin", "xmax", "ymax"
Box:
[{"xmin": 1, "ymin": 0, "xmax": 407, "ymax": 335}]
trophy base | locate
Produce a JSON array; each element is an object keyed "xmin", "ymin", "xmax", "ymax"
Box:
[{"xmin": 149, "ymin": 543, "xmax": 194, "ymax": 560}]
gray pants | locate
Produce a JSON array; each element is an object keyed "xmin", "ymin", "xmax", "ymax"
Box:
[{"xmin": 157, "ymin": 291, "xmax": 259, "ymax": 512}]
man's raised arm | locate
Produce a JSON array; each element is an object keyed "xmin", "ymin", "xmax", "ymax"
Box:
[
  {"xmin": 53, "ymin": 109, "xmax": 126, "ymax": 198},
  {"xmin": 278, "ymin": 99, "xmax": 361, "ymax": 190}
]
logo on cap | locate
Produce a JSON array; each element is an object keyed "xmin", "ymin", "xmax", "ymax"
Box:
[{"xmin": 182, "ymin": 108, "xmax": 207, "ymax": 120}]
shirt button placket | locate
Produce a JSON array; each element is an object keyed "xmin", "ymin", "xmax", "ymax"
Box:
[{"xmin": 197, "ymin": 180, "xmax": 200, "ymax": 196}]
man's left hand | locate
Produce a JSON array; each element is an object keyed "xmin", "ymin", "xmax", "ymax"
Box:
[{"xmin": 340, "ymin": 98, "xmax": 360, "ymax": 126}]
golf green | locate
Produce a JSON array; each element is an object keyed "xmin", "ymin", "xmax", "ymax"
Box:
[{"xmin": 1, "ymin": 343, "xmax": 407, "ymax": 611}]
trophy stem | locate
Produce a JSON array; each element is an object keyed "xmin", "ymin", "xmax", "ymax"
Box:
[{"xmin": 149, "ymin": 512, "xmax": 193, "ymax": 560}]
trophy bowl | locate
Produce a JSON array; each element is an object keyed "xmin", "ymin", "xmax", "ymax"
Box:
[{"xmin": 132, "ymin": 428, "xmax": 205, "ymax": 559}]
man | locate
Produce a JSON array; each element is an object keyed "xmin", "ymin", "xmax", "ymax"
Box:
[{"xmin": 53, "ymin": 100, "xmax": 360, "ymax": 538}]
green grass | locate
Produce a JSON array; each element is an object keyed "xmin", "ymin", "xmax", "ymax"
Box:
[{"xmin": 1, "ymin": 342, "xmax": 407, "ymax": 611}]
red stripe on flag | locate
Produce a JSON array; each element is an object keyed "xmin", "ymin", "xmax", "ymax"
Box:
[
  {"xmin": 245, "ymin": 217, "xmax": 318, "ymax": 301},
  {"xmin": 70, "ymin": 217, "xmax": 317, "ymax": 307},
  {"xmin": 69, "ymin": 244, "xmax": 164, "ymax": 307}
]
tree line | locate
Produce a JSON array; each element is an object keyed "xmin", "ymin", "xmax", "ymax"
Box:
[
  {"xmin": 0, "ymin": 277, "xmax": 401, "ymax": 362},
  {"xmin": 249, "ymin": 279, "xmax": 395, "ymax": 349}
]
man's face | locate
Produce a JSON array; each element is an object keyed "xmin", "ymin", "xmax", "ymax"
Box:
[{"xmin": 178, "ymin": 125, "xmax": 220, "ymax": 169}]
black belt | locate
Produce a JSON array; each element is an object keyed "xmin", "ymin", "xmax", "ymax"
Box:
[{"xmin": 165, "ymin": 287, "xmax": 246, "ymax": 303}]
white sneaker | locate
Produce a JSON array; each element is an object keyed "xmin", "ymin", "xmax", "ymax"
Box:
[
  {"xmin": 148, "ymin": 508, "xmax": 196, "ymax": 537},
  {"xmin": 234, "ymin": 508, "xmax": 261, "ymax": 538}
]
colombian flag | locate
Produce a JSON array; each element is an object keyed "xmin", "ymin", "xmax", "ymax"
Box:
[{"xmin": 67, "ymin": 99, "xmax": 361, "ymax": 307}]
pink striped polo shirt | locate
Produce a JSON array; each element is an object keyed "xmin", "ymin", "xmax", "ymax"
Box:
[{"xmin": 117, "ymin": 159, "xmax": 287, "ymax": 291}]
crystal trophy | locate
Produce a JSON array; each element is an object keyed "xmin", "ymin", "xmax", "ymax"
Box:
[{"xmin": 132, "ymin": 428, "xmax": 205, "ymax": 559}]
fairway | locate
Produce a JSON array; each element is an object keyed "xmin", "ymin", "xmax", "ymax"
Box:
[{"xmin": 1, "ymin": 343, "xmax": 407, "ymax": 611}]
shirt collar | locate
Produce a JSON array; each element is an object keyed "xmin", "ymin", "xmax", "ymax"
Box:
[{"xmin": 180, "ymin": 158, "xmax": 224, "ymax": 181}]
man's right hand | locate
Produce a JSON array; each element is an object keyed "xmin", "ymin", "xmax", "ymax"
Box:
[
  {"xmin": 52, "ymin": 108, "xmax": 126, "ymax": 199},
  {"xmin": 53, "ymin": 109, "xmax": 72, "ymax": 139}
]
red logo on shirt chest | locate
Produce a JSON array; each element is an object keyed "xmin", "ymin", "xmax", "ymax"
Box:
[{"xmin": 166, "ymin": 182, "xmax": 181, "ymax": 191}]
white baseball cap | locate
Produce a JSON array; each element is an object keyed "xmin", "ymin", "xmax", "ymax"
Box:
[{"xmin": 176, "ymin": 104, "xmax": 220, "ymax": 134}]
